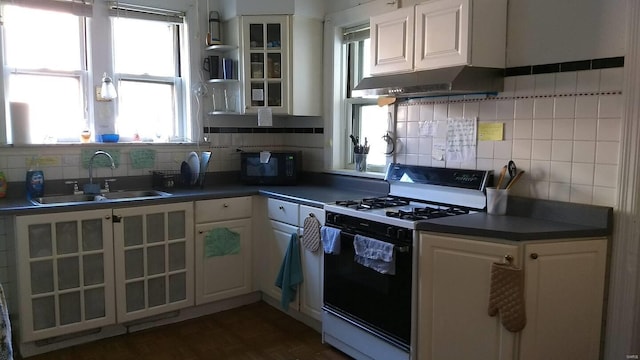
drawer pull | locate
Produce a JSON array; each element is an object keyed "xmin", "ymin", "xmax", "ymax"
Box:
[
  {"xmin": 503, "ymin": 254, "xmax": 513, "ymax": 264},
  {"xmin": 223, "ymin": 203, "xmax": 229, "ymax": 208},
  {"xmin": 530, "ymin": 253, "xmax": 539, "ymax": 260},
  {"xmin": 279, "ymin": 206, "xmax": 284, "ymax": 210}
]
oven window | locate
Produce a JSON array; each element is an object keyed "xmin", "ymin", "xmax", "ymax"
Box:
[{"xmin": 323, "ymin": 231, "xmax": 412, "ymax": 348}]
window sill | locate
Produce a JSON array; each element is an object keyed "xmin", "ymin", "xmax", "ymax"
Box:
[{"xmin": 326, "ymin": 168, "xmax": 385, "ymax": 180}]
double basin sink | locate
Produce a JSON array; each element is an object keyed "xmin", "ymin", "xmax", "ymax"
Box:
[{"xmin": 31, "ymin": 190, "xmax": 172, "ymax": 206}]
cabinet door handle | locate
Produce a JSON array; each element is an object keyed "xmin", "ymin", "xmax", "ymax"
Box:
[
  {"xmin": 199, "ymin": 230, "xmax": 204, "ymax": 234},
  {"xmin": 112, "ymin": 215, "xmax": 122, "ymax": 223},
  {"xmin": 223, "ymin": 203, "xmax": 229, "ymax": 208},
  {"xmin": 105, "ymin": 215, "xmax": 111, "ymax": 220},
  {"xmin": 279, "ymin": 206, "xmax": 284, "ymax": 210},
  {"xmin": 530, "ymin": 253, "xmax": 538, "ymax": 260},
  {"xmin": 503, "ymin": 254, "xmax": 513, "ymax": 264}
]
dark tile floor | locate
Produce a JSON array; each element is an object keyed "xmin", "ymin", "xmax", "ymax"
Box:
[{"xmin": 25, "ymin": 301, "xmax": 351, "ymax": 360}]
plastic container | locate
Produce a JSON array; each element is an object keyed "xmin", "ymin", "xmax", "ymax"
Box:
[
  {"xmin": 99, "ymin": 134, "xmax": 120, "ymax": 143},
  {"xmin": 26, "ymin": 170, "xmax": 44, "ymax": 200}
]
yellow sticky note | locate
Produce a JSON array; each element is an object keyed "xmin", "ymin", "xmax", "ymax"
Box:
[{"xmin": 478, "ymin": 123, "xmax": 504, "ymax": 141}]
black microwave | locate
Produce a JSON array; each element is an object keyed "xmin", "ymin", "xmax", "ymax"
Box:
[{"xmin": 240, "ymin": 151, "xmax": 300, "ymax": 185}]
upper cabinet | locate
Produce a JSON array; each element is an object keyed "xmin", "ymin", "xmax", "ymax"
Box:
[
  {"xmin": 239, "ymin": 15, "xmax": 322, "ymax": 116},
  {"xmin": 370, "ymin": 0, "xmax": 507, "ymax": 75}
]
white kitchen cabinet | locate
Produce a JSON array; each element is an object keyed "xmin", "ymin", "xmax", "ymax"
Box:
[
  {"xmin": 370, "ymin": 6, "xmax": 415, "ymax": 75},
  {"xmin": 370, "ymin": 0, "xmax": 507, "ymax": 75},
  {"xmin": 194, "ymin": 197, "xmax": 253, "ymax": 304},
  {"xmin": 112, "ymin": 202, "xmax": 194, "ymax": 323},
  {"xmin": 418, "ymin": 233, "xmax": 518, "ymax": 360},
  {"xmin": 418, "ymin": 233, "xmax": 608, "ymax": 360},
  {"xmin": 519, "ymin": 240, "xmax": 607, "ymax": 360},
  {"xmin": 15, "ymin": 209, "xmax": 115, "ymax": 342},
  {"xmin": 298, "ymin": 204, "xmax": 325, "ymax": 320},
  {"xmin": 239, "ymin": 15, "xmax": 322, "ymax": 116},
  {"xmin": 262, "ymin": 198, "xmax": 325, "ymax": 320}
]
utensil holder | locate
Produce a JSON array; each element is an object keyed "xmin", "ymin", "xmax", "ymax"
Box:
[
  {"xmin": 354, "ymin": 154, "xmax": 367, "ymax": 172},
  {"xmin": 486, "ymin": 187, "xmax": 508, "ymax": 215}
]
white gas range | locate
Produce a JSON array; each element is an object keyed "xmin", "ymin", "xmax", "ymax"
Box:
[{"xmin": 321, "ymin": 164, "xmax": 493, "ymax": 360}]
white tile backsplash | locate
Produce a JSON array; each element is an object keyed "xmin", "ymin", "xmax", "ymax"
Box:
[{"xmin": 394, "ymin": 68, "xmax": 621, "ymax": 207}]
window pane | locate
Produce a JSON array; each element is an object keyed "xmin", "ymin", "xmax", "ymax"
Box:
[
  {"xmin": 354, "ymin": 104, "xmax": 388, "ymax": 168},
  {"xmin": 113, "ymin": 18, "xmax": 176, "ymax": 76},
  {"xmin": 4, "ymin": 6, "xmax": 83, "ymax": 71},
  {"xmin": 10, "ymin": 74, "xmax": 85, "ymax": 143},
  {"xmin": 116, "ymin": 80, "xmax": 175, "ymax": 141}
]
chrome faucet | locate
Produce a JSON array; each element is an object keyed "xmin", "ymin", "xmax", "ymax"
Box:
[{"xmin": 85, "ymin": 150, "xmax": 115, "ymax": 194}]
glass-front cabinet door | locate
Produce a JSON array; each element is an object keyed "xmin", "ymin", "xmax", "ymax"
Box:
[
  {"xmin": 112, "ymin": 202, "xmax": 194, "ymax": 323},
  {"xmin": 15, "ymin": 209, "xmax": 115, "ymax": 342},
  {"xmin": 242, "ymin": 16, "xmax": 289, "ymax": 114}
]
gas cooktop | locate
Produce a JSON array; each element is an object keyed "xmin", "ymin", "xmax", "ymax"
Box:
[{"xmin": 324, "ymin": 164, "xmax": 492, "ymax": 229}]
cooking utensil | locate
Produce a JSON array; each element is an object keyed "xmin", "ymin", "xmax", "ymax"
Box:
[
  {"xmin": 496, "ymin": 165, "xmax": 508, "ymax": 189},
  {"xmin": 506, "ymin": 170, "xmax": 525, "ymax": 190}
]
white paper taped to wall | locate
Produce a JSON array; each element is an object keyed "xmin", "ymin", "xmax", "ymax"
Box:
[{"xmin": 258, "ymin": 107, "xmax": 273, "ymax": 127}]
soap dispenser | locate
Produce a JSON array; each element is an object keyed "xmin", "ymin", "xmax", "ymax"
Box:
[{"xmin": 25, "ymin": 157, "xmax": 44, "ymax": 200}]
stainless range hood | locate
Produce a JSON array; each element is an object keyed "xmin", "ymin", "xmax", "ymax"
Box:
[{"xmin": 352, "ymin": 66, "xmax": 504, "ymax": 98}]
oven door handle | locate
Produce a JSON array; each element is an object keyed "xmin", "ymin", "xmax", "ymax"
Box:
[{"xmin": 337, "ymin": 228, "xmax": 410, "ymax": 254}]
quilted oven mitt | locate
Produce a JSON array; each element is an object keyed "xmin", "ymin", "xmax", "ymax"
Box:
[{"xmin": 488, "ymin": 262, "xmax": 527, "ymax": 332}]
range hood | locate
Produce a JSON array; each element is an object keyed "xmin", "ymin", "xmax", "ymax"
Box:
[{"xmin": 352, "ymin": 66, "xmax": 504, "ymax": 98}]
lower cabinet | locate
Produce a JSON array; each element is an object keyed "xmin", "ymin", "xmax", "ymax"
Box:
[
  {"xmin": 194, "ymin": 197, "xmax": 253, "ymax": 305},
  {"xmin": 418, "ymin": 233, "xmax": 607, "ymax": 360},
  {"xmin": 112, "ymin": 202, "xmax": 194, "ymax": 323},
  {"xmin": 263, "ymin": 198, "xmax": 325, "ymax": 320},
  {"xmin": 15, "ymin": 209, "xmax": 116, "ymax": 342}
]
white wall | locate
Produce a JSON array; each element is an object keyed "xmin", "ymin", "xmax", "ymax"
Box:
[{"xmin": 506, "ymin": 0, "xmax": 626, "ymax": 66}]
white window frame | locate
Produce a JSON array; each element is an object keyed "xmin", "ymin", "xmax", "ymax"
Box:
[
  {"xmin": 0, "ymin": 0, "xmax": 196, "ymax": 145},
  {"xmin": 323, "ymin": 0, "xmax": 399, "ymax": 175}
]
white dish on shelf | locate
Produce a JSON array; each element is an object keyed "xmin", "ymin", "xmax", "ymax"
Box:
[{"xmin": 186, "ymin": 152, "xmax": 200, "ymax": 185}]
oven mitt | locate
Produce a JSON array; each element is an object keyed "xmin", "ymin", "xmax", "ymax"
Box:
[
  {"xmin": 488, "ymin": 262, "xmax": 527, "ymax": 332},
  {"xmin": 302, "ymin": 215, "xmax": 321, "ymax": 252}
]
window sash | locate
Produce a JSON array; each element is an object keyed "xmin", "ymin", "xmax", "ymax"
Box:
[
  {"xmin": 0, "ymin": 0, "xmax": 92, "ymax": 17},
  {"xmin": 108, "ymin": 2, "xmax": 184, "ymax": 23}
]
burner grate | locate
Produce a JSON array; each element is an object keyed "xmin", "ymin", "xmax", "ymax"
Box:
[
  {"xmin": 335, "ymin": 196, "xmax": 410, "ymax": 210},
  {"xmin": 385, "ymin": 206, "xmax": 470, "ymax": 220}
]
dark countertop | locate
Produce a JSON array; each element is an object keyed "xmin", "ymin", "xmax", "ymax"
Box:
[
  {"xmin": 416, "ymin": 196, "xmax": 613, "ymax": 241},
  {"xmin": 0, "ymin": 172, "xmax": 389, "ymax": 215},
  {"xmin": 0, "ymin": 172, "xmax": 613, "ymax": 241}
]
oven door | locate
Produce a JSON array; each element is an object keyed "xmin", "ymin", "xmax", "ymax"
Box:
[{"xmin": 323, "ymin": 226, "xmax": 412, "ymax": 350}]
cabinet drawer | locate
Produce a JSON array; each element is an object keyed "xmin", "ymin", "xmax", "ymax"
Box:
[
  {"xmin": 195, "ymin": 196, "xmax": 252, "ymax": 223},
  {"xmin": 299, "ymin": 205, "xmax": 325, "ymax": 227},
  {"xmin": 267, "ymin": 198, "xmax": 299, "ymax": 225}
]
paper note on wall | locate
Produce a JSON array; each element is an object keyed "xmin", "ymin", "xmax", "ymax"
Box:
[
  {"xmin": 258, "ymin": 107, "xmax": 273, "ymax": 127},
  {"xmin": 478, "ymin": 122, "xmax": 504, "ymax": 141},
  {"xmin": 445, "ymin": 118, "xmax": 477, "ymax": 162}
]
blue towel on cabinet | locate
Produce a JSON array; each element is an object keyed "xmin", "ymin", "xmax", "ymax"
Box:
[{"xmin": 275, "ymin": 233, "xmax": 303, "ymax": 310}]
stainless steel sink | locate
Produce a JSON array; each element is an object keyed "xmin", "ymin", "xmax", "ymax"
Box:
[{"xmin": 31, "ymin": 190, "xmax": 171, "ymax": 205}]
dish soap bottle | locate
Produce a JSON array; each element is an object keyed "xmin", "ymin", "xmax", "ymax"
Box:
[
  {"xmin": 26, "ymin": 157, "xmax": 44, "ymax": 200},
  {"xmin": 0, "ymin": 171, "xmax": 6, "ymax": 198}
]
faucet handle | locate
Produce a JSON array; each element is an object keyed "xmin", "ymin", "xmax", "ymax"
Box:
[
  {"xmin": 103, "ymin": 178, "xmax": 117, "ymax": 193},
  {"xmin": 65, "ymin": 180, "xmax": 82, "ymax": 195}
]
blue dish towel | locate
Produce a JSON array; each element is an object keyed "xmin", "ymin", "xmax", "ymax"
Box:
[
  {"xmin": 275, "ymin": 233, "xmax": 303, "ymax": 310},
  {"xmin": 321, "ymin": 226, "xmax": 341, "ymax": 254},
  {"xmin": 353, "ymin": 234, "xmax": 396, "ymax": 275}
]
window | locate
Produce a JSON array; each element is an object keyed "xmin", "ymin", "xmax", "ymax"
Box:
[
  {"xmin": 3, "ymin": 5, "xmax": 87, "ymax": 143},
  {"xmin": 111, "ymin": 11, "xmax": 185, "ymax": 142},
  {"xmin": 2, "ymin": 1, "xmax": 189, "ymax": 144},
  {"xmin": 342, "ymin": 24, "xmax": 390, "ymax": 173}
]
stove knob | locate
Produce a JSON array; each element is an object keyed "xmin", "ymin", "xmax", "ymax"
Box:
[
  {"xmin": 397, "ymin": 228, "xmax": 409, "ymax": 239},
  {"xmin": 386, "ymin": 226, "xmax": 395, "ymax": 237},
  {"xmin": 332, "ymin": 214, "xmax": 341, "ymax": 223}
]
